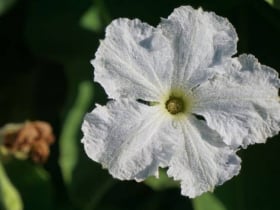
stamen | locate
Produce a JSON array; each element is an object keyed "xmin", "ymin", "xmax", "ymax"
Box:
[{"xmin": 166, "ymin": 97, "xmax": 184, "ymax": 115}]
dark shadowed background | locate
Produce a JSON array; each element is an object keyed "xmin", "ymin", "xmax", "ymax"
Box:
[{"xmin": 1, "ymin": 0, "xmax": 280, "ymax": 210}]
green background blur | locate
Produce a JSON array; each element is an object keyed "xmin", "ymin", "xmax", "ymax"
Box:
[{"xmin": 1, "ymin": 0, "xmax": 280, "ymax": 210}]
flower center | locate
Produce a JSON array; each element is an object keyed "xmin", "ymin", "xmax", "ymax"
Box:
[{"xmin": 165, "ymin": 97, "xmax": 184, "ymax": 115}]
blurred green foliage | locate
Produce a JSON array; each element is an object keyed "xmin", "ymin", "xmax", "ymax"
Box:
[
  {"xmin": 0, "ymin": 0, "xmax": 17, "ymax": 15},
  {"xmin": 193, "ymin": 193, "xmax": 226, "ymax": 210},
  {"xmin": 0, "ymin": 0, "xmax": 280, "ymax": 210},
  {"xmin": 4, "ymin": 160, "xmax": 53, "ymax": 210},
  {"xmin": 0, "ymin": 162, "xmax": 22, "ymax": 210},
  {"xmin": 144, "ymin": 169, "xmax": 179, "ymax": 191},
  {"xmin": 266, "ymin": 0, "xmax": 280, "ymax": 9}
]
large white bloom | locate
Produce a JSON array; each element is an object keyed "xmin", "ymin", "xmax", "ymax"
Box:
[{"xmin": 81, "ymin": 6, "xmax": 280, "ymax": 198}]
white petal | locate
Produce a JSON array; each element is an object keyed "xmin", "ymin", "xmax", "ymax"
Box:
[
  {"xmin": 92, "ymin": 18, "xmax": 173, "ymax": 101},
  {"xmin": 193, "ymin": 54, "xmax": 280, "ymax": 148},
  {"xmin": 158, "ymin": 6, "xmax": 238, "ymax": 88},
  {"xmin": 167, "ymin": 116, "xmax": 241, "ymax": 198},
  {"xmin": 81, "ymin": 99, "xmax": 177, "ymax": 181}
]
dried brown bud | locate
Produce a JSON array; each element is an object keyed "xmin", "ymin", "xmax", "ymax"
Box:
[
  {"xmin": 0, "ymin": 121, "xmax": 55, "ymax": 163},
  {"xmin": 30, "ymin": 140, "xmax": 50, "ymax": 163},
  {"xmin": 33, "ymin": 121, "xmax": 55, "ymax": 144}
]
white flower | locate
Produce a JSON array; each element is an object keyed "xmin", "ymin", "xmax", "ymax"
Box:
[{"xmin": 81, "ymin": 6, "xmax": 280, "ymax": 198}]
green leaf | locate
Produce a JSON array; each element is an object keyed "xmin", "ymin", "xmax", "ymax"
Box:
[
  {"xmin": 265, "ymin": 0, "xmax": 280, "ymax": 10},
  {"xmin": 0, "ymin": 162, "xmax": 23, "ymax": 210},
  {"xmin": 266, "ymin": 0, "xmax": 274, "ymax": 4},
  {"xmin": 80, "ymin": 5, "xmax": 103, "ymax": 33},
  {"xmin": 144, "ymin": 168, "xmax": 179, "ymax": 191},
  {"xmin": 24, "ymin": 0, "xmax": 101, "ymax": 64},
  {"xmin": 0, "ymin": 0, "xmax": 17, "ymax": 15},
  {"xmin": 58, "ymin": 60, "xmax": 114, "ymax": 210},
  {"xmin": 192, "ymin": 193, "xmax": 226, "ymax": 210},
  {"xmin": 4, "ymin": 160, "xmax": 54, "ymax": 210},
  {"xmin": 59, "ymin": 80, "xmax": 94, "ymax": 185}
]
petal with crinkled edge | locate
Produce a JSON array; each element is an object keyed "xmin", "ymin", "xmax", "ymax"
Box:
[
  {"xmin": 158, "ymin": 6, "xmax": 238, "ymax": 88},
  {"xmin": 193, "ymin": 54, "xmax": 280, "ymax": 148},
  {"xmin": 167, "ymin": 116, "xmax": 241, "ymax": 198},
  {"xmin": 82, "ymin": 99, "xmax": 178, "ymax": 181},
  {"xmin": 92, "ymin": 18, "xmax": 173, "ymax": 101}
]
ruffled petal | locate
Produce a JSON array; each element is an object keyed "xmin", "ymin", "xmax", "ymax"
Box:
[
  {"xmin": 92, "ymin": 18, "xmax": 173, "ymax": 101},
  {"xmin": 167, "ymin": 116, "xmax": 241, "ymax": 198},
  {"xmin": 82, "ymin": 99, "xmax": 177, "ymax": 181},
  {"xmin": 158, "ymin": 6, "xmax": 237, "ymax": 88},
  {"xmin": 193, "ymin": 54, "xmax": 280, "ymax": 148}
]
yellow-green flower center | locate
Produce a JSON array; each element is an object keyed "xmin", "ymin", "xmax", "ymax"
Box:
[
  {"xmin": 166, "ymin": 97, "xmax": 185, "ymax": 115},
  {"xmin": 162, "ymin": 88, "xmax": 193, "ymax": 117}
]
